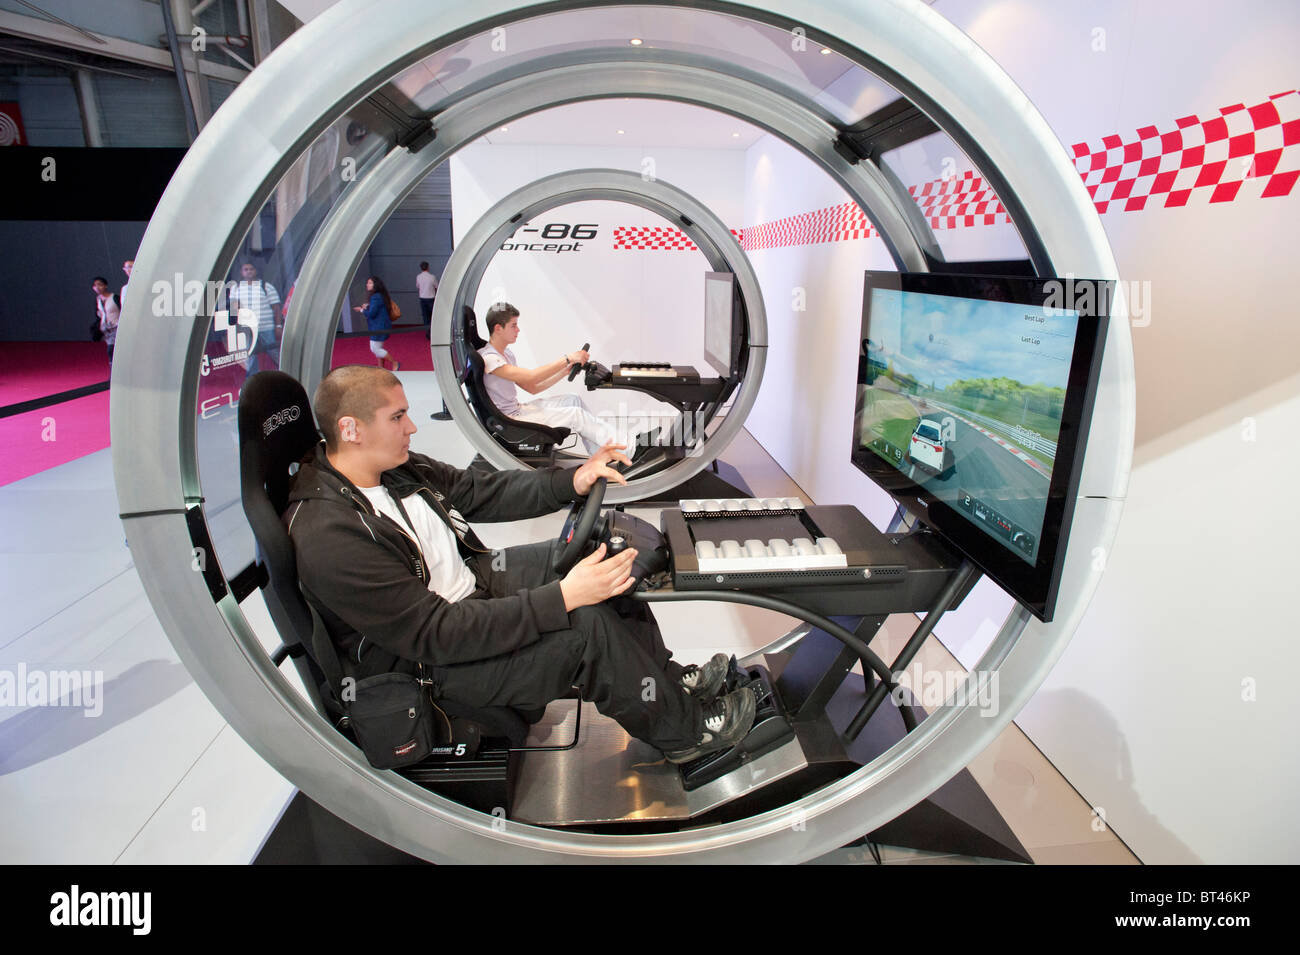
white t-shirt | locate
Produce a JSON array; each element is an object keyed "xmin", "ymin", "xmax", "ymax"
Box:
[
  {"xmin": 358, "ymin": 485, "xmax": 477, "ymax": 603},
  {"xmin": 97, "ymin": 293, "xmax": 120, "ymax": 345},
  {"xmin": 479, "ymin": 344, "xmax": 520, "ymax": 415},
  {"xmin": 415, "ymin": 271, "xmax": 438, "ymax": 299},
  {"xmin": 231, "ymin": 279, "xmax": 281, "ymax": 333}
]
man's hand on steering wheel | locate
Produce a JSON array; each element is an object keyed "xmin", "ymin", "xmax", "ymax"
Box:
[
  {"xmin": 559, "ymin": 543, "xmax": 640, "ymax": 611},
  {"xmin": 566, "ymin": 343, "xmax": 591, "ymax": 381},
  {"xmin": 572, "ymin": 442, "xmax": 632, "ymax": 497}
]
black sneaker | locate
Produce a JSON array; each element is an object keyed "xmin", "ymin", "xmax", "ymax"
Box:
[
  {"xmin": 664, "ymin": 687, "xmax": 757, "ymax": 764},
  {"xmin": 679, "ymin": 653, "xmax": 729, "ymax": 704}
]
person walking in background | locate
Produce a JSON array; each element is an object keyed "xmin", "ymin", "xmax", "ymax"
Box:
[
  {"xmin": 353, "ymin": 275, "xmax": 400, "ymax": 372},
  {"xmin": 121, "ymin": 259, "xmax": 133, "ymax": 310},
  {"xmin": 92, "ymin": 276, "xmax": 119, "ymax": 369},
  {"xmin": 416, "ymin": 261, "xmax": 438, "ymax": 337},
  {"xmin": 229, "ymin": 261, "xmax": 282, "ymax": 373}
]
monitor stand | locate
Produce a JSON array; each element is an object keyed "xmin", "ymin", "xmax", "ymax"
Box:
[{"xmin": 773, "ymin": 621, "xmax": 1031, "ymax": 863}]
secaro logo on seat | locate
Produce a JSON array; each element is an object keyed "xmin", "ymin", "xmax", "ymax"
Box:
[{"xmin": 262, "ymin": 404, "xmax": 301, "ymax": 435}]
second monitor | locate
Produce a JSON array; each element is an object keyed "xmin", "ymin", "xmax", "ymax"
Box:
[{"xmin": 703, "ymin": 271, "xmax": 742, "ymax": 378}]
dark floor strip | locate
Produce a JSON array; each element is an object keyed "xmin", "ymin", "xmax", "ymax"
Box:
[{"xmin": 0, "ymin": 380, "xmax": 111, "ymax": 418}]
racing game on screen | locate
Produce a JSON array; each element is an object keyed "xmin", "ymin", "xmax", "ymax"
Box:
[{"xmin": 854, "ymin": 286, "xmax": 1081, "ymax": 565}]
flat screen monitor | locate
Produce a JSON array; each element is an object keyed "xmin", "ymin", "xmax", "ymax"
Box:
[
  {"xmin": 703, "ymin": 272, "xmax": 737, "ymax": 377},
  {"xmin": 851, "ymin": 270, "xmax": 1111, "ymax": 621}
]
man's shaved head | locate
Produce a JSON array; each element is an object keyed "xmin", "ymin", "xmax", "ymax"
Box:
[{"xmin": 314, "ymin": 365, "xmax": 401, "ymax": 450}]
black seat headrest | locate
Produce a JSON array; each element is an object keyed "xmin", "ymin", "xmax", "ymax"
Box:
[
  {"xmin": 464, "ymin": 304, "xmax": 486, "ymax": 350},
  {"xmin": 454, "ymin": 305, "xmax": 486, "ymax": 381},
  {"xmin": 237, "ymin": 370, "xmax": 321, "ymax": 514}
]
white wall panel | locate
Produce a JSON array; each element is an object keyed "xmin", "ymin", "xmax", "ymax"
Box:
[
  {"xmin": 450, "ymin": 142, "xmax": 746, "ymax": 429},
  {"xmin": 724, "ymin": 0, "xmax": 1299, "ymax": 864}
]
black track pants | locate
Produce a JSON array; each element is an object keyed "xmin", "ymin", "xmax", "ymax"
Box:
[{"xmin": 427, "ymin": 540, "xmax": 703, "ymax": 752}]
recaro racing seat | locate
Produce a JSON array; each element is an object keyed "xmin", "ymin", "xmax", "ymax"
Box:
[
  {"xmin": 237, "ymin": 370, "xmax": 533, "ymax": 750},
  {"xmin": 457, "ymin": 305, "xmax": 577, "ymax": 464}
]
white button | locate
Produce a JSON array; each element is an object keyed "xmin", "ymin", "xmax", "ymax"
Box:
[
  {"xmin": 743, "ymin": 499, "xmax": 763, "ymax": 510},
  {"xmin": 817, "ymin": 538, "xmax": 843, "ymax": 556},
  {"xmin": 784, "ymin": 497, "xmax": 804, "ymax": 510},
  {"xmin": 695, "ymin": 541, "xmax": 717, "ymax": 559},
  {"xmin": 744, "ymin": 539, "xmax": 767, "ymax": 558},
  {"xmin": 720, "ymin": 540, "xmax": 743, "ymax": 559},
  {"xmin": 763, "ymin": 498, "xmax": 784, "ymax": 510},
  {"xmin": 768, "ymin": 539, "xmax": 792, "ymax": 558},
  {"xmin": 681, "ymin": 500, "xmax": 700, "ymax": 512},
  {"xmin": 703, "ymin": 499, "xmax": 721, "ymax": 511},
  {"xmin": 791, "ymin": 538, "xmax": 815, "ymax": 556},
  {"xmin": 723, "ymin": 499, "xmax": 742, "ymax": 511}
]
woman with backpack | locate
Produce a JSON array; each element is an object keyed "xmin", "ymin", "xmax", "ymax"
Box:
[{"xmin": 353, "ymin": 275, "xmax": 399, "ymax": 372}]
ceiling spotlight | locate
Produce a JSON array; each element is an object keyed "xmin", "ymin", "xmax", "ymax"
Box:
[
  {"xmin": 732, "ymin": 132, "xmax": 741, "ymax": 138},
  {"xmin": 498, "ymin": 126, "xmax": 508, "ymax": 132},
  {"xmin": 630, "ymin": 38, "xmax": 643, "ymax": 46},
  {"xmin": 820, "ymin": 47, "xmax": 832, "ymax": 55},
  {"xmin": 617, "ymin": 129, "xmax": 625, "ymax": 134}
]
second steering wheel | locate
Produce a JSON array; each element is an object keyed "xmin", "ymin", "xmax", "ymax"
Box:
[{"xmin": 567, "ymin": 341, "xmax": 590, "ymax": 382}]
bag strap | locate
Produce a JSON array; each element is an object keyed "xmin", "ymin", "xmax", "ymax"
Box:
[{"xmin": 303, "ymin": 594, "xmax": 347, "ymax": 705}]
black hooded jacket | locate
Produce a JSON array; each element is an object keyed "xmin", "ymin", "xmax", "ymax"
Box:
[{"xmin": 285, "ymin": 443, "xmax": 578, "ymax": 679}]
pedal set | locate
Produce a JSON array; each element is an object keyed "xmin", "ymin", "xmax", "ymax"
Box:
[{"xmin": 678, "ymin": 660, "xmax": 794, "ymax": 791}]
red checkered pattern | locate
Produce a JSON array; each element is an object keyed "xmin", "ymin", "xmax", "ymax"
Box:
[
  {"xmin": 1071, "ymin": 90, "xmax": 1300, "ymax": 210},
  {"xmin": 908, "ymin": 170, "xmax": 1012, "ymax": 230},
  {"xmin": 739, "ymin": 204, "xmax": 876, "ymax": 250},
  {"xmin": 612, "ymin": 227, "xmax": 743, "ymax": 250},
  {"xmin": 617, "ymin": 92, "xmax": 1300, "ymax": 252},
  {"xmin": 735, "ymin": 174, "xmax": 1004, "ymax": 252}
]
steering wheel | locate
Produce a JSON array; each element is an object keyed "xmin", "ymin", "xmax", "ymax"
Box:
[
  {"xmin": 567, "ymin": 341, "xmax": 590, "ymax": 382},
  {"xmin": 552, "ymin": 475, "xmax": 606, "ymax": 574}
]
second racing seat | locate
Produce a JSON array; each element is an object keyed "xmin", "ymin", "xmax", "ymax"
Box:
[
  {"xmin": 237, "ymin": 371, "xmax": 534, "ymax": 755},
  {"xmin": 458, "ymin": 302, "xmax": 578, "ymax": 465},
  {"xmin": 463, "ymin": 350, "xmax": 575, "ymax": 463}
]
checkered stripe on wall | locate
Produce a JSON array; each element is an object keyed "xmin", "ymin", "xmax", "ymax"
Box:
[
  {"xmin": 908, "ymin": 171, "xmax": 1012, "ymax": 231},
  {"xmin": 612, "ymin": 227, "xmax": 744, "ymax": 249},
  {"xmin": 1071, "ymin": 90, "xmax": 1300, "ymax": 210},
  {"xmin": 615, "ymin": 92, "xmax": 1300, "ymax": 251},
  {"xmin": 739, "ymin": 204, "xmax": 876, "ymax": 250},
  {"xmin": 735, "ymin": 176, "xmax": 1009, "ymax": 252}
]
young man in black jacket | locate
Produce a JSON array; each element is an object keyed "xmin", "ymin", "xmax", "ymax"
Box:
[{"xmin": 286, "ymin": 365, "xmax": 754, "ymax": 763}]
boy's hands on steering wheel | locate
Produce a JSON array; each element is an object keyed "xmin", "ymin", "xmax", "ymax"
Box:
[
  {"xmin": 572, "ymin": 442, "xmax": 632, "ymax": 497},
  {"xmin": 559, "ymin": 543, "xmax": 639, "ymax": 611}
]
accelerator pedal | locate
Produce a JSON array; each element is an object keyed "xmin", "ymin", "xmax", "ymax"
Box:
[{"xmin": 678, "ymin": 663, "xmax": 794, "ymax": 791}]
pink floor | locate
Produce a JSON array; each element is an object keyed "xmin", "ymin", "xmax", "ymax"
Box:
[
  {"xmin": 328, "ymin": 328, "xmax": 435, "ymax": 371},
  {"xmin": 0, "ymin": 342, "xmax": 110, "ymax": 406},
  {"xmin": 1, "ymin": 331, "xmax": 439, "ymax": 487},
  {"xmin": 0, "ymin": 390, "xmax": 111, "ymax": 487}
]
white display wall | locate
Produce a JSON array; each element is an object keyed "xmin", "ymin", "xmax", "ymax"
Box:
[
  {"xmin": 450, "ymin": 143, "xmax": 747, "ymax": 438},
  {"xmin": 445, "ymin": 1, "xmax": 1300, "ymax": 865},
  {"xmin": 740, "ymin": 0, "xmax": 1300, "ymax": 863}
]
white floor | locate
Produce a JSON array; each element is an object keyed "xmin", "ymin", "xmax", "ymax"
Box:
[{"xmin": 0, "ymin": 371, "xmax": 1137, "ymax": 864}]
